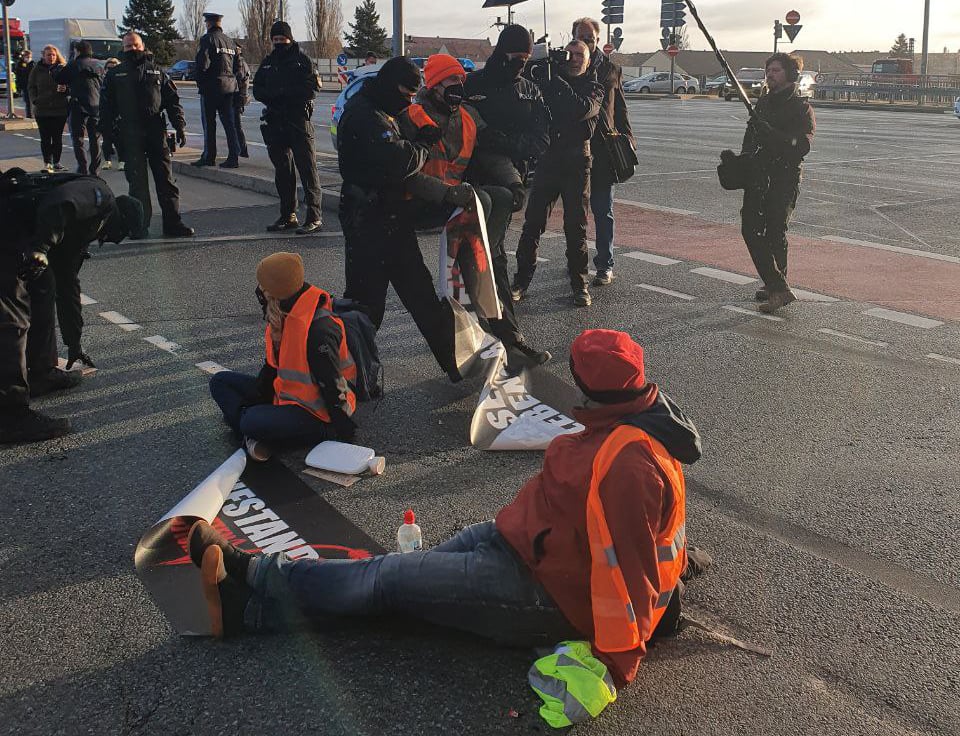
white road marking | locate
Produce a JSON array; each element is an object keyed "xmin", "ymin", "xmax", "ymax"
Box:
[
  {"xmin": 792, "ymin": 288, "xmax": 839, "ymax": 303},
  {"xmin": 927, "ymin": 353, "xmax": 960, "ymax": 366},
  {"xmin": 804, "ymin": 177, "xmax": 925, "ymax": 194},
  {"xmin": 128, "ymin": 231, "xmax": 343, "ymax": 245},
  {"xmin": 144, "ymin": 335, "xmax": 181, "ymax": 353},
  {"xmin": 614, "ymin": 198, "xmax": 698, "ymax": 215},
  {"xmin": 823, "ymin": 236, "xmax": 960, "ymax": 264},
  {"xmin": 79, "ymin": 293, "xmax": 97, "ymax": 305},
  {"xmin": 691, "ymin": 266, "xmax": 757, "ymax": 285},
  {"xmin": 723, "ymin": 305, "xmax": 785, "ymax": 322},
  {"xmin": 620, "ymin": 250, "xmax": 681, "ymax": 265},
  {"xmin": 863, "ymin": 307, "xmax": 943, "ymax": 329},
  {"xmin": 818, "ymin": 328, "xmax": 888, "ymax": 347},
  {"xmin": 98, "ymin": 311, "xmax": 142, "ymax": 331},
  {"xmin": 504, "ymin": 249, "xmax": 549, "ymax": 263},
  {"xmin": 195, "ymin": 361, "xmax": 229, "ymax": 374},
  {"xmin": 638, "ymin": 283, "xmax": 696, "ymax": 300}
]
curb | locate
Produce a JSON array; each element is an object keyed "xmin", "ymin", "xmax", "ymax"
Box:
[
  {"xmin": 809, "ymin": 100, "xmax": 954, "ymax": 114},
  {"xmin": 0, "ymin": 118, "xmax": 38, "ymax": 131}
]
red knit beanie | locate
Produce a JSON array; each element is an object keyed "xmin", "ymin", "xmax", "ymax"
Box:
[
  {"xmin": 569, "ymin": 329, "xmax": 646, "ymax": 402},
  {"xmin": 424, "ymin": 54, "xmax": 465, "ymax": 88}
]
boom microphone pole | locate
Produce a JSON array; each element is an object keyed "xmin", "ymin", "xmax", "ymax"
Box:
[{"xmin": 684, "ymin": 0, "xmax": 755, "ymax": 116}]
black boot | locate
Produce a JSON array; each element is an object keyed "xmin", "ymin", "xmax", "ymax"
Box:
[
  {"xmin": 29, "ymin": 367, "xmax": 82, "ymax": 397},
  {"xmin": 508, "ymin": 338, "xmax": 552, "ymax": 370},
  {"xmin": 0, "ymin": 407, "xmax": 72, "ymax": 443},
  {"xmin": 163, "ymin": 221, "xmax": 195, "ymax": 238},
  {"xmin": 188, "ymin": 520, "xmax": 253, "ymax": 582},
  {"xmin": 296, "ymin": 221, "xmax": 322, "ymax": 235},
  {"xmin": 510, "ymin": 274, "xmax": 531, "ymax": 302},
  {"xmin": 219, "ymin": 157, "xmax": 239, "ymax": 169},
  {"xmin": 266, "ymin": 215, "xmax": 299, "ymax": 232},
  {"xmin": 200, "ymin": 545, "xmax": 252, "ymax": 639}
]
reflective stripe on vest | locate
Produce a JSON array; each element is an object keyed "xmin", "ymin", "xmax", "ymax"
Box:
[
  {"xmin": 405, "ymin": 104, "xmax": 477, "ymax": 186},
  {"xmin": 587, "ymin": 424, "xmax": 687, "ymax": 653},
  {"xmin": 264, "ymin": 286, "xmax": 357, "ymax": 421}
]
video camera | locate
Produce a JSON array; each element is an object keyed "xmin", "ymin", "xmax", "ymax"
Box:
[{"xmin": 530, "ymin": 38, "xmax": 571, "ymax": 82}]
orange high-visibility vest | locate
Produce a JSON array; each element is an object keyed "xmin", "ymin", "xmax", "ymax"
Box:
[
  {"xmin": 405, "ymin": 103, "xmax": 477, "ymax": 186},
  {"xmin": 265, "ymin": 286, "xmax": 357, "ymax": 422},
  {"xmin": 586, "ymin": 424, "xmax": 687, "ymax": 653}
]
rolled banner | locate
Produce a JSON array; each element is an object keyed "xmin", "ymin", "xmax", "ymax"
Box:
[{"xmin": 158, "ymin": 448, "xmax": 247, "ymax": 524}]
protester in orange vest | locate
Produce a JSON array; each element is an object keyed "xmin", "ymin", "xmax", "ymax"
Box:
[
  {"xmin": 186, "ymin": 328, "xmax": 710, "ymax": 687},
  {"xmin": 208, "ymin": 252, "xmax": 357, "ymax": 462},
  {"xmin": 398, "ymin": 54, "xmax": 550, "ymax": 367}
]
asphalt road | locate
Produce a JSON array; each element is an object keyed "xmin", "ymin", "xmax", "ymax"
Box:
[{"xmin": 1, "ymin": 102, "xmax": 959, "ymax": 736}]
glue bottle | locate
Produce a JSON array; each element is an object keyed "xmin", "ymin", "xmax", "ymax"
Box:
[{"xmin": 397, "ymin": 509, "xmax": 422, "ymax": 553}]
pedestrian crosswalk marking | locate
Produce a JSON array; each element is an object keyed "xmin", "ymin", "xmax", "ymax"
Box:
[
  {"xmin": 722, "ymin": 305, "xmax": 785, "ymax": 322},
  {"xmin": 692, "ymin": 267, "xmax": 757, "ymax": 285},
  {"xmin": 818, "ymin": 328, "xmax": 888, "ymax": 347},
  {"xmin": 863, "ymin": 307, "xmax": 942, "ymax": 329},
  {"xmin": 195, "ymin": 361, "xmax": 229, "ymax": 374},
  {"xmin": 99, "ymin": 311, "xmax": 142, "ymax": 331},
  {"xmin": 638, "ymin": 283, "xmax": 696, "ymax": 300},
  {"xmin": 144, "ymin": 335, "xmax": 181, "ymax": 353},
  {"xmin": 80, "ymin": 293, "xmax": 98, "ymax": 305},
  {"xmin": 622, "ymin": 251, "xmax": 681, "ymax": 266}
]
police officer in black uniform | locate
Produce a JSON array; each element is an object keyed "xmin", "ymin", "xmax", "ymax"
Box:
[
  {"xmin": 0, "ymin": 172, "xmax": 142, "ymax": 443},
  {"xmin": 194, "ymin": 11, "xmax": 241, "ymax": 169},
  {"xmin": 338, "ymin": 56, "xmax": 459, "ymax": 381},
  {"xmin": 252, "ymin": 21, "xmax": 323, "ymax": 234},
  {"xmin": 100, "ymin": 33, "xmax": 194, "ymax": 239}
]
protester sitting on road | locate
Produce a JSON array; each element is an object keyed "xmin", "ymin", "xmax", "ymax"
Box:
[
  {"xmin": 512, "ymin": 41, "xmax": 604, "ymax": 307},
  {"xmin": 187, "ymin": 328, "xmax": 711, "ymax": 690},
  {"xmin": 740, "ymin": 52, "xmax": 816, "ymax": 314},
  {"xmin": 397, "ymin": 53, "xmax": 551, "ymax": 368},
  {"xmin": 27, "ymin": 45, "xmax": 69, "ymax": 173},
  {"xmin": 209, "ymin": 252, "xmax": 357, "ymax": 462},
  {"xmin": 0, "ymin": 171, "xmax": 142, "ymax": 444}
]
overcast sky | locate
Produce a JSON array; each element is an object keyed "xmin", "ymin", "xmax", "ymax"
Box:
[{"xmin": 12, "ymin": 1, "xmax": 960, "ymax": 55}]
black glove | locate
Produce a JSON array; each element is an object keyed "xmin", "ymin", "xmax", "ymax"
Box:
[
  {"xmin": 66, "ymin": 347, "xmax": 96, "ymax": 370},
  {"xmin": 750, "ymin": 117, "xmax": 776, "ymax": 140},
  {"xmin": 415, "ymin": 124, "xmax": 443, "ymax": 146},
  {"xmin": 509, "ymin": 184, "xmax": 527, "ymax": 213},
  {"xmin": 17, "ymin": 251, "xmax": 48, "ymax": 281},
  {"xmin": 443, "ymin": 183, "xmax": 476, "ymax": 210},
  {"xmin": 175, "ymin": 128, "xmax": 187, "ymax": 148}
]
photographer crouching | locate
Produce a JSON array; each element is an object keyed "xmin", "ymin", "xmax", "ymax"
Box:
[{"xmin": 512, "ymin": 41, "xmax": 604, "ymax": 307}]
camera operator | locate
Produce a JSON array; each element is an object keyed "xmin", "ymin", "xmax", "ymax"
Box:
[{"xmin": 513, "ymin": 40, "xmax": 603, "ymax": 307}]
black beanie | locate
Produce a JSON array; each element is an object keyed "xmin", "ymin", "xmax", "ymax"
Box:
[
  {"xmin": 270, "ymin": 21, "xmax": 293, "ymax": 41},
  {"xmin": 495, "ymin": 24, "xmax": 533, "ymax": 55},
  {"xmin": 373, "ymin": 56, "xmax": 422, "ymax": 96}
]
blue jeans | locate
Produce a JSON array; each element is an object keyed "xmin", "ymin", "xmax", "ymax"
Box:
[
  {"xmin": 591, "ymin": 177, "xmax": 616, "ymax": 275},
  {"xmin": 245, "ymin": 521, "xmax": 580, "ymax": 647},
  {"xmin": 209, "ymin": 370, "xmax": 335, "ymax": 445}
]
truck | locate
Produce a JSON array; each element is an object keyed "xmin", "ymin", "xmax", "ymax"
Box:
[
  {"xmin": 28, "ymin": 18, "xmax": 122, "ymax": 66},
  {"xmin": 0, "ymin": 17, "xmax": 27, "ymax": 97}
]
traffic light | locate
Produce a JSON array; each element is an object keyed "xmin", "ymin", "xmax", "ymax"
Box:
[
  {"xmin": 660, "ymin": 0, "xmax": 686, "ymax": 28},
  {"xmin": 601, "ymin": 0, "xmax": 625, "ymax": 26}
]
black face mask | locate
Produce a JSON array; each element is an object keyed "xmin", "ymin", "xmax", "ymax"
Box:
[
  {"xmin": 505, "ymin": 57, "xmax": 526, "ymax": 78},
  {"xmin": 442, "ymin": 84, "xmax": 464, "ymax": 110},
  {"xmin": 274, "ymin": 42, "xmax": 292, "ymax": 52},
  {"xmin": 123, "ymin": 49, "xmax": 145, "ymax": 63}
]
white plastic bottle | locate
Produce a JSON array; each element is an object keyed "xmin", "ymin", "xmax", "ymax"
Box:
[{"xmin": 397, "ymin": 509, "xmax": 422, "ymax": 553}]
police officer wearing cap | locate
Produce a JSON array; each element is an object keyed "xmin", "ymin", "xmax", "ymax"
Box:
[
  {"xmin": 100, "ymin": 33, "xmax": 194, "ymax": 238},
  {"xmin": 194, "ymin": 11, "xmax": 241, "ymax": 169}
]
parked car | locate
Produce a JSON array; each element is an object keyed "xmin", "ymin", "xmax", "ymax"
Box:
[
  {"xmin": 624, "ymin": 72, "xmax": 693, "ymax": 94},
  {"xmin": 955, "ymin": 96, "xmax": 960, "ymax": 118},
  {"xmin": 723, "ymin": 68, "xmax": 766, "ymax": 101},
  {"xmin": 797, "ymin": 71, "xmax": 817, "ymax": 98},
  {"xmin": 705, "ymin": 74, "xmax": 728, "ymax": 91},
  {"xmin": 679, "ymin": 73, "xmax": 700, "ymax": 93},
  {"xmin": 167, "ymin": 60, "xmax": 197, "ymax": 81}
]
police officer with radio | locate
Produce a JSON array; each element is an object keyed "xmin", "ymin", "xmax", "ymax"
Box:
[
  {"xmin": 100, "ymin": 33, "xmax": 194, "ymax": 238},
  {"xmin": 194, "ymin": 11, "xmax": 241, "ymax": 168}
]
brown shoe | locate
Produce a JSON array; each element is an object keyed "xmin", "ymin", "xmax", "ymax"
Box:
[
  {"xmin": 758, "ymin": 289, "xmax": 797, "ymax": 314},
  {"xmin": 199, "ymin": 544, "xmax": 250, "ymax": 638}
]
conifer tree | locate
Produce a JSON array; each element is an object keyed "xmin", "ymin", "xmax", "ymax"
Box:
[
  {"xmin": 120, "ymin": 0, "xmax": 180, "ymax": 65},
  {"xmin": 343, "ymin": 0, "xmax": 390, "ymax": 58}
]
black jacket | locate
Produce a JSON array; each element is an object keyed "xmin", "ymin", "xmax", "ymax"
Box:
[
  {"xmin": 14, "ymin": 58, "xmax": 34, "ymax": 90},
  {"xmin": 100, "ymin": 53, "xmax": 185, "ymax": 134},
  {"xmin": 532, "ymin": 66, "xmax": 605, "ymax": 152},
  {"xmin": 252, "ymin": 42, "xmax": 320, "ymax": 126},
  {"xmin": 741, "ymin": 83, "xmax": 816, "ymax": 173},
  {"xmin": 337, "ymin": 85, "xmax": 428, "ymax": 197},
  {"xmin": 55, "ymin": 55, "xmax": 104, "ymax": 115},
  {"xmin": 234, "ymin": 53, "xmax": 251, "ymax": 108},
  {"xmin": 195, "ymin": 27, "xmax": 238, "ymax": 95},
  {"xmin": 27, "ymin": 178, "xmax": 119, "ymax": 255}
]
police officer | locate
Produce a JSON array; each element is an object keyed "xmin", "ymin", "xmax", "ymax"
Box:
[
  {"xmin": 194, "ymin": 11, "xmax": 241, "ymax": 169},
  {"xmin": 56, "ymin": 41, "xmax": 104, "ymax": 176},
  {"xmin": 338, "ymin": 56, "xmax": 459, "ymax": 381},
  {"xmin": 740, "ymin": 52, "xmax": 816, "ymax": 314},
  {"xmin": 232, "ymin": 45, "xmax": 251, "ymax": 159},
  {"xmin": 100, "ymin": 33, "xmax": 194, "ymax": 239},
  {"xmin": 252, "ymin": 21, "xmax": 323, "ymax": 235},
  {"xmin": 0, "ymin": 172, "xmax": 142, "ymax": 443}
]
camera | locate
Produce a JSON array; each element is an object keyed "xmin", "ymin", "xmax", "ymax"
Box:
[
  {"xmin": 548, "ymin": 48, "xmax": 570, "ymax": 66},
  {"xmin": 167, "ymin": 132, "xmax": 177, "ymax": 153}
]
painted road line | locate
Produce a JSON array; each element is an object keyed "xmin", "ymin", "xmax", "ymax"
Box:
[
  {"xmin": 926, "ymin": 353, "xmax": 960, "ymax": 366},
  {"xmin": 195, "ymin": 361, "xmax": 229, "ymax": 374},
  {"xmin": 621, "ymin": 250, "xmax": 681, "ymax": 266},
  {"xmin": 130, "ymin": 231, "xmax": 343, "ymax": 246},
  {"xmin": 792, "ymin": 288, "xmax": 839, "ymax": 303},
  {"xmin": 824, "ymin": 235, "xmax": 960, "ymax": 265},
  {"xmin": 586, "ymin": 241, "xmax": 619, "ymax": 252},
  {"xmin": 638, "ymin": 283, "xmax": 696, "ymax": 300},
  {"xmin": 722, "ymin": 305, "xmax": 785, "ymax": 322},
  {"xmin": 818, "ymin": 328, "xmax": 888, "ymax": 347},
  {"xmin": 614, "ymin": 199, "xmax": 698, "ymax": 216},
  {"xmin": 144, "ymin": 335, "xmax": 181, "ymax": 353},
  {"xmin": 863, "ymin": 307, "xmax": 943, "ymax": 329},
  {"xmin": 504, "ymin": 249, "xmax": 549, "ymax": 263},
  {"xmin": 99, "ymin": 311, "xmax": 142, "ymax": 331},
  {"xmin": 79, "ymin": 293, "xmax": 98, "ymax": 305},
  {"xmin": 692, "ymin": 267, "xmax": 757, "ymax": 285}
]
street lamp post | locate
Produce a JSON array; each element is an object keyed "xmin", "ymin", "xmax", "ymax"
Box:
[
  {"xmin": 2, "ymin": 2, "xmax": 15, "ymax": 119},
  {"xmin": 920, "ymin": 0, "xmax": 930, "ymax": 76},
  {"xmin": 393, "ymin": 0, "xmax": 404, "ymax": 56}
]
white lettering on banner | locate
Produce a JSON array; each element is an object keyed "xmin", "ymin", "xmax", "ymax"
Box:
[
  {"xmin": 218, "ymin": 483, "xmax": 319, "ymax": 559},
  {"xmin": 483, "ymin": 371, "xmax": 582, "ymax": 433}
]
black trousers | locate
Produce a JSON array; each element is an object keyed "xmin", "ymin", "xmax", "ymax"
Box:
[
  {"xmin": 515, "ymin": 148, "xmax": 591, "ymax": 290},
  {"xmin": 0, "ymin": 251, "xmax": 57, "ymax": 412},
  {"xmin": 49, "ymin": 245, "xmax": 86, "ymax": 352},
  {"xmin": 121, "ymin": 126, "xmax": 182, "ymax": 231},
  {"xmin": 340, "ymin": 191, "xmax": 456, "ymax": 374},
  {"xmin": 264, "ymin": 122, "xmax": 322, "ymax": 224},
  {"xmin": 741, "ymin": 173, "xmax": 800, "ymax": 293},
  {"xmin": 234, "ymin": 103, "xmax": 248, "ymax": 155},
  {"xmin": 36, "ymin": 115, "xmax": 66, "ymax": 164},
  {"xmin": 201, "ymin": 92, "xmax": 240, "ymax": 161},
  {"xmin": 68, "ymin": 104, "xmax": 101, "ymax": 175}
]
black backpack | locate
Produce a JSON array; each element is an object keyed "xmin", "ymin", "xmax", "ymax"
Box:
[
  {"xmin": 0, "ymin": 168, "xmax": 88, "ymax": 246},
  {"xmin": 334, "ymin": 298, "xmax": 383, "ymax": 401}
]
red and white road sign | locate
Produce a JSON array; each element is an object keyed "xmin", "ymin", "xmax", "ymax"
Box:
[
  {"xmin": 785, "ymin": 9, "xmax": 800, "ymax": 24},
  {"xmin": 337, "ymin": 65, "xmax": 348, "ymax": 86},
  {"xmin": 666, "ymin": 44, "xmax": 680, "ymax": 58},
  {"xmin": 603, "ymin": 42, "xmax": 614, "ymax": 55}
]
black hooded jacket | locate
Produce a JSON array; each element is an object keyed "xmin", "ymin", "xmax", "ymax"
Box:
[
  {"xmin": 196, "ymin": 26, "xmax": 238, "ymax": 95},
  {"xmin": 252, "ymin": 42, "xmax": 320, "ymax": 126},
  {"xmin": 621, "ymin": 390, "xmax": 702, "ymax": 465},
  {"xmin": 56, "ymin": 55, "xmax": 103, "ymax": 114},
  {"xmin": 741, "ymin": 82, "xmax": 816, "ymax": 173},
  {"xmin": 100, "ymin": 52, "xmax": 185, "ymax": 134}
]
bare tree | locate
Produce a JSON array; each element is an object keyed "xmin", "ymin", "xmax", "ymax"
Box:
[
  {"xmin": 239, "ymin": 0, "xmax": 280, "ymax": 63},
  {"xmin": 306, "ymin": 0, "xmax": 344, "ymax": 59},
  {"xmin": 178, "ymin": 0, "xmax": 209, "ymax": 42}
]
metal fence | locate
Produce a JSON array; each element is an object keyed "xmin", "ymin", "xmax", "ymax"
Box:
[{"xmin": 813, "ymin": 72, "xmax": 960, "ymax": 105}]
